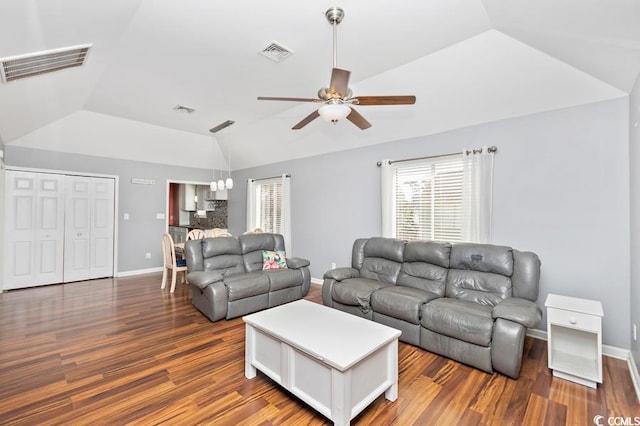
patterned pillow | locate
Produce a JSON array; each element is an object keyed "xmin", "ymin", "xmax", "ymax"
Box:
[{"xmin": 262, "ymin": 250, "xmax": 287, "ymax": 270}]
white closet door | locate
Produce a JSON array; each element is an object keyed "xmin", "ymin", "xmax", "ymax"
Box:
[
  {"xmin": 63, "ymin": 176, "xmax": 115, "ymax": 282},
  {"xmin": 64, "ymin": 176, "xmax": 92, "ymax": 282},
  {"xmin": 89, "ymin": 178, "xmax": 115, "ymax": 279},
  {"xmin": 3, "ymin": 171, "xmax": 65, "ymax": 289}
]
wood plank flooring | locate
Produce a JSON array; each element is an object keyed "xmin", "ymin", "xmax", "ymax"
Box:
[{"xmin": 0, "ymin": 274, "xmax": 638, "ymax": 425}]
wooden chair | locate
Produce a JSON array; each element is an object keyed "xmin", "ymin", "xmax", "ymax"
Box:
[
  {"xmin": 205, "ymin": 228, "xmax": 232, "ymax": 237},
  {"xmin": 161, "ymin": 233, "xmax": 188, "ymax": 293},
  {"xmin": 186, "ymin": 229, "xmax": 205, "ymax": 240},
  {"xmin": 243, "ymin": 228, "xmax": 264, "ymax": 235}
]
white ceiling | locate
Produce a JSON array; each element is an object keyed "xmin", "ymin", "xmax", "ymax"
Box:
[{"xmin": 0, "ymin": 0, "xmax": 638, "ymax": 170}]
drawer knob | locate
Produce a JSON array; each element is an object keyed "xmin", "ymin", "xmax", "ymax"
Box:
[{"xmin": 569, "ymin": 317, "xmax": 577, "ymax": 325}]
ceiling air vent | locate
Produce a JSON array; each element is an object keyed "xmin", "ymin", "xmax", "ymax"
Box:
[
  {"xmin": 209, "ymin": 120, "xmax": 235, "ymax": 133},
  {"xmin": 259, "ymin": 41, "xmax": 294, "ymax": 63},
  {"xmin": 0, "ymin": 43, "xmax": 92, "ymax": 83}
]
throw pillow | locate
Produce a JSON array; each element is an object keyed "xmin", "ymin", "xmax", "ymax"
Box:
[{"xmin": 262, "ymin": 250, "xmax": 287, "ymax": 270}]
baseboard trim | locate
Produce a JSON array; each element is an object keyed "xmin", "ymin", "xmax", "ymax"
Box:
[
  {"xmin": 311, "ymin": 277, "xmax": 323, "ymax": 285},
  {"xmin": 629, "ymin": 352, "xmax": 640, "ymax": 403},
  {"xmin": 117, "ymin": 267, "xmax": 163, "ymax": 277}
]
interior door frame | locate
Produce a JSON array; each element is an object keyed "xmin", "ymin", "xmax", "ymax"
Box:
[
  {"xmin": 165, "ymin": 179, "xmax": 210, "ymax": 231},
  {"xmin": 6, "ymin": 166, "xmax": 120, "ymax": 278}
]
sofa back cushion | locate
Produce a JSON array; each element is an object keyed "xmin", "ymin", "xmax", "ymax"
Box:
[
  {"xmin": 358, "ymin": 237, "xmax": 405, "ymax": 285},
  {"xmin": 239, "ymin": 233, "xmax": 286, "ymax": 272},
  {"xmin": 446, "ymin": 243, "xmax": 513, "ymax": 306},
  {"xmin": 398, "ymin": 241, "xmax": 451, "ymax": 295},
  {"xmin": 201, "ymin": 237, "xmax": 245, "ymax": 276}
]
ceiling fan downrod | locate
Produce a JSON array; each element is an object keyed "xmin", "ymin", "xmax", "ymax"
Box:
[{"xmin": 326, "ymin": 7, "xmax": 344, "ymax": 69}]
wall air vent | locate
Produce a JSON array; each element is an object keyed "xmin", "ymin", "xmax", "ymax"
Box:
[
  {"xmin": 209, "ymin": 120, "xmax": 235, "ymax": 133},
  {"xmin": 259, "ymin": 41, "xmax": 294, "ymax": 63},
  {"xmin": 0, "ymin": 43, "xmax": 92, "ymax": 83}
]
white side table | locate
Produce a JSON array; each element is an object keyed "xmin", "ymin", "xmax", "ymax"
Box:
[{"xmin": 545, "ymin": 294, "xmax": 604, "ymax": 388}]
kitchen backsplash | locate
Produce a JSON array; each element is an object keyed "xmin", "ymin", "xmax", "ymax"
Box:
[{"xmin": 189, "ymin": 200, "xmax": 227, "ymax": 229}]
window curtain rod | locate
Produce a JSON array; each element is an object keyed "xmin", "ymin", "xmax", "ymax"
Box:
[
  {"xmin": 248, "ymin": 173, "xmax": 291, "ymax": 183},
  {"xmin": 376, "ymin": 146, "xmax": 497, "ymax": 167}
]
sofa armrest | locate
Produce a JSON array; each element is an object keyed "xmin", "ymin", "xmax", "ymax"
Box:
[
  {"xmin": 286, "ymin": 257, "xmax": 310, "ymax": 269},
  {"xmin": 323, "ymin": 267, "xmax": 360, "ymax": 281},
  {"xmin": 493, "ymin": 297, "xmax": 542, "ymax": 328},
  {"xmin": 187, "ymin": 271, "xmax": 224, "ymax": 290}
]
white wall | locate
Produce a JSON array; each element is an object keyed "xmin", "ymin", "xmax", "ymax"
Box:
[
  {"xmin": 228, "ymin": 98, "xmax": 631, "ymax": 349},
  {"xmin": 630, "ymin": 73, "xmax": 640, "ymax": 370},
  {"xmin": 4, "ymin": 146, "xmax": 214, "ymax": 273}
]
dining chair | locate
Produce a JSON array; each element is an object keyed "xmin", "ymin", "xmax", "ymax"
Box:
[
  {"xmin": 205, "ymin": 228, "xmax": 232, "ymax": 237},
  {"xmin": 161, "ymin": 232, "xmax": 188, "ymax": 293},
  {"xmin": 186, "ymin": 229, "xmax": 205, "ymax": 240},
  {"xmin": 243, "ymin": 227, "xmax": 264, "ymax": 235}
]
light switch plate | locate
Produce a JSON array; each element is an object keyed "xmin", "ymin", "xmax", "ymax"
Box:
[
  {"xmin": 123, "ymin": 213, "xmax": 130, "ymax": 220},
  {"xmin": 156, "ymin": 213, "xmax": 165, "ymax": 220}
]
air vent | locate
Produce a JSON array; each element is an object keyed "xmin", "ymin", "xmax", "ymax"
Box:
[
  {"xmin": 173, "ymin": 104, "xmax": 196, "ymax": 114},
  {"xmin": 0, "ymin": 43, "xmax": 92, "ymax": 83},
  {"xmin": 259, "ymin": 41, "xmax": 294, "ymax": 63},
  {"xmin": 209, "ymin": 120, "xmax": 235, "ymax": 133}
]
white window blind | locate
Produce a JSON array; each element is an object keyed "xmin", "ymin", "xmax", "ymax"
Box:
[
  {"xmin": 246, "ymin": 174, "xmax": 292, "ymax": 253},
  {"xmin": 389, "ymin": 154, "xmax": 464, "ymax": 242},
  {"xmin": 257, "ymin": 178, "xmax": 283, "ymax": 234}
]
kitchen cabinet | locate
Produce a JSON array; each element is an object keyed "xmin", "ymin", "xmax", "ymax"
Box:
[
  {"xmin": 179, "ymin": 184, "xmax": 196, "ymax": 211},
  {"xmin": 206, "ymin": 188, "xmax": 227, "ymax": 201}
]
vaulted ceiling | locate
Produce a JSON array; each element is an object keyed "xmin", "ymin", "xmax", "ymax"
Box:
[{"xmin": 1, "ymin": 0, "xmax": 639, "ymax": 170}]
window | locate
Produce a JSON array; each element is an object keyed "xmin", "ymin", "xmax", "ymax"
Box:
[
  {"xmin": 246, "ymin": 174, "xmax": 292, "ymax": 253},
  {"xmin": 381, "ymin": 148, "xmax": 494, "ymax": 243}
]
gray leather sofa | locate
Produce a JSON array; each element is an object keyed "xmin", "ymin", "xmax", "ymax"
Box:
[
  {"xmin": 322, "ymin": 237, "xmax": 541, "ymax": 379},
  {"xmin": 185, "ymin": 233, "xmax": 311, "ymax": 322}
]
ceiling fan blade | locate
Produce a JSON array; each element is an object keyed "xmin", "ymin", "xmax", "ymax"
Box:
[
  {"xmin": 346, "ymin": 107, "xmax": 372, "ymax": 130},
  {"xmin": 292, "ymin": 110, "xmax": 320, "ymax": 130},
  {"xmin": 329, "ymin": 68, "xmax": 351, "ymax": 98},
  {"xmin": 258, "ymin": 96, "xmax": 319, "ymax": 102},
  {"xmin": 352, "ymin": 95, "xmax": 416, "ymax": 106}
]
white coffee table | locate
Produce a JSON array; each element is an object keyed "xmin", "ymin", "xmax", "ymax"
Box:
[{"xmin": 243, "ymin": 299, "xmax": 402, "ymax": 426}]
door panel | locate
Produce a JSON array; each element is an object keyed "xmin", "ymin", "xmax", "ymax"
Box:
[
  {"xmin": 4, "ymin": 171, "xmax": 64, "ymax": 288},
  {"xmin": 64, "ymin": 177, "xmax": 91, "ymax": 282},
  {"xmin": 89, "ymin": 178, "xmax": 115, "ymax": 279}
]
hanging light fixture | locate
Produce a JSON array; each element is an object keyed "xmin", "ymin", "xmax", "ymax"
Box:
[{"xmin": 225, "ymin": 147, "xmax": 234, "ymax": 189}]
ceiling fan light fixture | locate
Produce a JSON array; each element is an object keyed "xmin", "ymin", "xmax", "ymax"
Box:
[{"xmin": 318, "ymin": 103, "xmax": 350, "ymax": 123}]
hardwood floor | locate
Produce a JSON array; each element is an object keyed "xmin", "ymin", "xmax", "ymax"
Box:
[{"xmin": 0, "ymin": 274, "xmax": 638, "ymax": 425}]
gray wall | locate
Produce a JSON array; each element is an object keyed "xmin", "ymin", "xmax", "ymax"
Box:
[
  {"xmin": 630, "ymin": 73, "xmax": 640, "ymax": 370},
  {"xmin": 4, "ymin": 146, "xmax": 213, "ymax": 273},
  {"xmin": 228, "ymin": 98, "xmax": 631, "ymax": 349}
]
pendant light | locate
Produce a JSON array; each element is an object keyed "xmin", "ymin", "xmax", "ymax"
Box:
[{"xmin": 225, "ymin": 147, "xmax": 233, "ymax": 189}]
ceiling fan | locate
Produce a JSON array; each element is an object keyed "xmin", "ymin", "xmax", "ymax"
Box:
[{"xmin": 257, "ymin": 7, "xmax": 416, "ymax": 130}]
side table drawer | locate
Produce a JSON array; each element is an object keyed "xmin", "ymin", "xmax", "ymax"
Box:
[{"xmin": 547, "ymin": 307, "xmax": 600, "ymax": 332}]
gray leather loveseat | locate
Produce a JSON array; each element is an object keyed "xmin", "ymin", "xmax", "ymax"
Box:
[
  {"xmin": 322, "ymin": 237, "xmax": 541, "ymax": 379},
  {"xmin": 185, "ymin": 233, "xmax": 311, "ymax": 322}
]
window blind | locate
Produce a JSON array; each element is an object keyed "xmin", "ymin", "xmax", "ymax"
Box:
[
  {"xmin": 392, "ymin": 155, "xmax": 463, "ymax": 242},
  {"xmin": 258, "ymin": 178, "xmax": 283, "ymax": 234}
]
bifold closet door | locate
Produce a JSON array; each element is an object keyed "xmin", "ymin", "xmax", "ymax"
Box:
[
  {"xmin": 3, "ymin": 171, "xmax": 65, "ymax": 289},
  {"xmin": 63, "ymin": 176, "xmax": 115, "ymax": 282}
]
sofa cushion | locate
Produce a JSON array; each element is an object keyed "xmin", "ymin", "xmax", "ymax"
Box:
[
  {"xmin": 404, "ymin": 241, "xmax": 451, "ymax": 267},
  {"xmin": 331, "ymin": 278, "xmax": 392, "ymax": 313},
  {"xmin": 240, "ymin": 233, "xmax": 286, "ymax": 272},
  {"xmin": 446, "ymin": 270, "xmax": 512, "ymax": 306},
  {"xmin": 397, "ymin": 262, "xmax": 448, "ymax": 296},
  {"xmin": 358, "ymin": 238, "xmax": 405, "ymax": 284},
  {"xmin": 224, "ymin": 272, "xmax": 270, "ymax": 301},
  {"xmin": 421, "ymin": 298, "xmax": 494, "ymax": 347},
  {"xmin": 265, "ymin": 268, "xmax": 302, "ymax": 291},
  {"xmin": 371, "ymin": 286, "xmax": 441, "ymax": 324},
  {"xmin": 449, "ymin": 243, "xmax": 513, "ymax": 276},
  {"xmin": 203, "ymin": 254, "xmax": 245, "ymax": 276}
]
